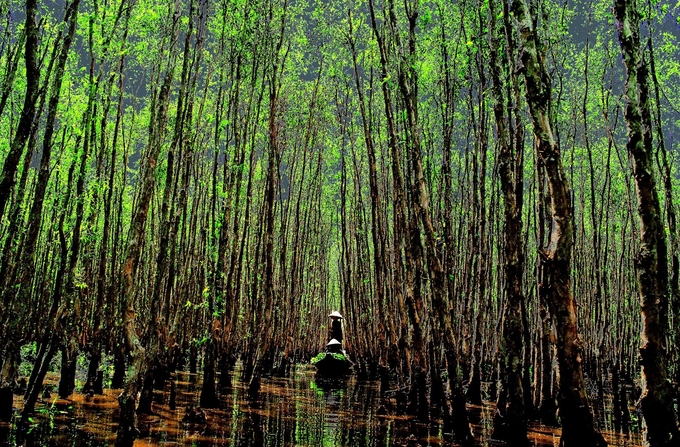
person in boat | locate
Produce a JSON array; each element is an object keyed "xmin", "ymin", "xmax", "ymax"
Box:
[
  {"xmin": 326, "ymin": 338, "xmax": 342, "ymax": 354},
  {"xmin": 328, "ymin": 311, "xmax": 343, "ymax": 344}
]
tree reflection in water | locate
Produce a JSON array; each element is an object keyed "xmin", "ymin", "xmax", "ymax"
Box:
[{"xmin": 0, "ymin": 365, "xmax": 643, "ymax": 446}]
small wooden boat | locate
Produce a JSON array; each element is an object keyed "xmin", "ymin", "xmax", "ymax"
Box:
[
  {"xmin": 312, "ymin": 339, "xmax": 353, "ymax": 377},
  {"xmin": 311, "ymin": 351, "xmax": 353, "ymax": 377}
]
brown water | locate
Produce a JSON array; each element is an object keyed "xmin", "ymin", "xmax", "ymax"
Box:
[{"xmin": 0, "ymin": 366, "xmax": 644, "ymax": 446}]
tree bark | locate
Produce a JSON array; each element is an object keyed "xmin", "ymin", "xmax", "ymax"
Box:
[
  {"xmin": 511, "ymin": 0, "xmax": 606, "ymax": 445},
  {"xmin": 614, "ymin": 1, "xmax": 680, "ymax": 444},
  {"xmin": 116, "ymin": 3, "xmax": 180, "ymax": 443},
  {"xmin": 348, "ymin": 10, "xmax": 391, "ymax": 364},
  {"xmin": 489, "ymin": 0, "xmax": 528, "ymax": 441},
  {"xmin": 389, "ymin": 0, "xmax": 473, "ymax": 441},
  {"xmin": 0, "ymin": 0, "xmax": 39, "ymax": 221},
  {"xmin": 367, "ymin": 0, "xmax": 426, "ymax": 421},
  {"xmin": 18, "ymin": 0, "xmax": 81, "ymax": 422},
  {"xmin": 645, "ymin": 0, "xmax": 680, "ymax": 388}
]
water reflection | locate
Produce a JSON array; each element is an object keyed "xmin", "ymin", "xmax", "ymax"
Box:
[{"xmin": 0, "ymin": 366, "xmax": 643, "ymax": 446}]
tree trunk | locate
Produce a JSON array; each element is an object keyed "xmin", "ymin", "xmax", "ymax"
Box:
[
  {"xmin": 58, "ymin": 340, "xmax": 78, "ymax": 399},
  {"xmin": 0, "ymin": 386, "xmax": 12, "ymax": 422},
  {"xmin": 614, "ymin": 1, "xmax": 680, "ymax": 444},
  {"xmin": 116, "ymin": 4, "xmax": 180, "ymax": 442},
  {"xmin": 21, "ymin": 39, "xmax": 81, "ymax": 416},
  {"xmin": 390, "ymin": 0, "xmax": 472, "ymax": 441},
  {"xmin": 368, "ymin": 0, "xmax": 427, "ymax": 422},
  {"xmin": 511, "ymin": 0, "xmax": 606, "ymax": 445},
  {"xmin": 348, "ymin": 11, "xmax": 391, "ymax": 365},
  {"xmin": 111, "ymin": 343, "xmax": 126, "ymax": 389},
  {"xmin": 0, "ymin": 0, "xmax": 39, "ymax": 221},
  {"xmin": 8, "ymin": 0, "xmax": 80, "ymax": 323},
  {"xmin": 489, "ymin": 0, "xmax": 528, "ymax": 441},
  {"xmin": 200, "ymin": 339, "xmax": 220, "ymax": 407},
  {"xmin": 538, "ymin": 307, "xmax": 558, "ymax": 423},
  {"xmin": 645, "ymin": 0, "xmax": 680, "ymax": 390}
]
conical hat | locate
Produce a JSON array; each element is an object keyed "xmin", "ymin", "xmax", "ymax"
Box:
[
  {"xmin": 326, "ymin": 338, "xmax": 341, "ymax": 346},
  {"xmin": 328, "ymin": 311, "xmax": 343, "ymax": 319}
]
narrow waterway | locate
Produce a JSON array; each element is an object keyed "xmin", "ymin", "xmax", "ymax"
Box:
[{"xmin": 0, "ymin": 366, "xmax": 644, "ymax": 446}]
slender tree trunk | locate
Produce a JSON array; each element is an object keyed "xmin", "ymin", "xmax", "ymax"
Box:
[
  {"xmin": 59, "ymin": 43, "xmax": 95, "ymax": 399},
  {"xmin": 0, "ymin": 28, "xmax": 25, "ymax": 120},
  {"xmin": 22, "ymin": 150, "xmax": 77, "ymax": 420},
  {"xmin": 12, "ymin": 0, "xmax": 80, "ymax": 314},
  {"xmin": 200, "ymin": 319, "xmax": 221, "ymax": 408},
  {"xmin": 511, "ymin": 0, "xmax": 606, "ymax": 445},
  {"xmin": 348, "ymin": 11, "xmax": 390, "ymax": 364},
  {"xmin": 0, "ymin": 29, "xmax": 54, "ymax": 401},
  {"xmin": 18, "ymin": 0, "xmax": 81, "ymax": 422},
  {"xmin": 467, "ymin": 6, "xmax": 490, "ymax": 405},
  {"xmin": 116, "ymin": 4, "xmax": 180, "ymax": 443},
  {"xmin": 58, "ymin": 339, "xmax": 78, "ymax": 399},
  {"xmin": 489, "ymin": 0, "xmax": 528, "ymax": 441},
  {"xmin": 0, "ymin": 0, "xmax": 39, "ymax": 221},
  {"xmin": 645, "ymin": 0, "xmax": 680, "ymax": 388},
  {"xmin": 90, "ymin": 5, "xmax": 132, "ymax": 393},
  {"xmin": 368, "ymin": 0, "xmax": 426, "ymax": 421},
  {"xmin": 614, "ymin": 1, "xmax": 680, "ymax": 444},
  {"xmin": 389, "ymin": 0, "xmax": 472, "ymax": 441}
]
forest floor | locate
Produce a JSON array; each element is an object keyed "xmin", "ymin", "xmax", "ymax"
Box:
[{"xmin": 0, "ymin": 366, "xmax": 644, "ymax": 446}]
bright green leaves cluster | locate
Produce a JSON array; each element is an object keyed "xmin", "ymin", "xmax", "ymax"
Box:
[{"xmin": 310, "ymin": 352, "xmax": 347, "ymax": 364}]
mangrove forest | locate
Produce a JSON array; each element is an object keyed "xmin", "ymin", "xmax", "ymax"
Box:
[{"xmin": 0, "ymin": 0, "xmax": 679, "ymax": 445}]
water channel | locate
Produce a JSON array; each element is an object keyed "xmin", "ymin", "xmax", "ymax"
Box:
[{"xmin": 0, "ymin": 365, "xmax": 644, "ymax": 446}]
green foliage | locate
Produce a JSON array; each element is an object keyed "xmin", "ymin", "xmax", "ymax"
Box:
[
  {"xmin": 310, "ymin": 352, "xmax": 326, "ymax": 364},
  {"xmin": 1, "ymin": 2, "xmax": 679, "ymax": 437},
  {"xmin": 311, "ymin": 352, "xmax": 347, "ymax": 364}
]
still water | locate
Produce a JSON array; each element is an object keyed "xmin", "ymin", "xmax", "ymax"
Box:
[{"xmin": 0, "ymin": 366, "xmax": 643, "ymax": 446}]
